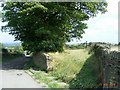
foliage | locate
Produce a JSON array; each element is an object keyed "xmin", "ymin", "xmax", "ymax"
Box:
[
  {"xmin": 2, "ymin": 2, "xmax": 107, "ymax": 52},
  {"xmin": 88, "ymin": 44, "xmax": 104, "ymax": 73},
  {"xmin": 3, "ymin": 45, "xmax": 24, "ymax": 54},
  {"xmin": 1, "ymin": 46, "xmax": 24, "ymax": 63},
  {"xmin": 2, "ymin": 53, "xmax": 23, "ymax": 63},
  {"xmin": 2, "ymin": 48, "xmax": 9, "ymax": 54},
  {"xmin": 11, "ymin": 45, "xmax": 24, "ymax": 53},
  {"xmin": 0, "ymin": 11, "xmax": 2, "ymax": 20},
  {"xmin": 119, "ymin": 42, "xmax": 120, "ymax": 45},
  {"xmin": 65, "ymin": 44, "xmax": 85, "ymax": 49},
  {"xmin": 89, "ymin": 44, "xmax": 104, "ymax": 57},
  {"xmin": 0, "ymin": 43, "xmax": 3, "ymax": 49}
]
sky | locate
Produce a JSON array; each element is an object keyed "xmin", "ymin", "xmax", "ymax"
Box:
[{"xmin": 0, "ymin": 0, "xmax": 119, "ymax": 44}]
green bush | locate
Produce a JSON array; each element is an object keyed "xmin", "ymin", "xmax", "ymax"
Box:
[
  {"xmin": 65, "ymin": 44, "xmax": 85, "ymax": 49},
  {"xmin": 2, "ymin": 48, "xmax": 9, "ymax": 54}
]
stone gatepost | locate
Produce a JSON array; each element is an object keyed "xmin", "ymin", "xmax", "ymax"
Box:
[{"xmin": 33, "ymin": 52, "xmax": 52, "ymax": 71}]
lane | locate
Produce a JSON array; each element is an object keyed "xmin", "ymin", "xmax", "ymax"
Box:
[
  {"xmin": 2, "ymin": 70, "xmax": 42, "ymax": 88},
  {"xmin": 1, "ymin": 57, "xmax": 42, "ymax": 88},
  {"xmin": 2, "ymin": 57, "xmax": 29, "ymax": 70}
]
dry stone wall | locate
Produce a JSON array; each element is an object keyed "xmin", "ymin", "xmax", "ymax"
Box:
[{"xmin": 91, "ymin": 44, "xmax": 120, "ymax": 88}]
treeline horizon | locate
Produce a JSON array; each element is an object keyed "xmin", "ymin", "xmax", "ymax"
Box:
[{"xmin": 1, "ymin": 41, "xmax": 119, "ymax": 47}]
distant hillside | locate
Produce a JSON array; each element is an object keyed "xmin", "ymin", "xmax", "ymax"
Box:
[{"xmin": 3, "ymin": 42, "xmax": 21, "ymax": 47}]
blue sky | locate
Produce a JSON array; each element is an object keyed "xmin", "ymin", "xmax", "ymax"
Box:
[{"xmin": 0, "ymin": 0, "xmax": 119, "ymax": 44}]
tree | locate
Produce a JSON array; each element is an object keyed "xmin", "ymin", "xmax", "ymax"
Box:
[
  {"xmin": 0, "ymin": 43, "xmax": 3, "ymax": 50},
  {"xmin": 119, "ymin": 42, "xmax": 120, "ymax": 45},
  {"xmin": 2, "ymin": 2, "xmax": 107, "ymax": 53}
]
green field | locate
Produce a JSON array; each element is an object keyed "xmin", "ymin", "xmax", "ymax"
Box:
[
  {"xmin": 48, "ymin": 49, "xmax": 98, "ymax": 88},
  {"xmin": 25, "ymin": 49, "xmax": 99, "ymax": 88},
  {"xmin": 48, "ymin": 49, "xmax": 90, "ymax": 82}
]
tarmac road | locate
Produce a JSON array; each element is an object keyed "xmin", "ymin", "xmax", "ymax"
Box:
[{"xmin": 0, "ymin": 57, "xmax": 42, "ymax": 88}]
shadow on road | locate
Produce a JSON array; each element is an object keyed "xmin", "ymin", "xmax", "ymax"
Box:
[{"xmin": 1, "ymin": 56, "xmax": 31, "ymax": 70}]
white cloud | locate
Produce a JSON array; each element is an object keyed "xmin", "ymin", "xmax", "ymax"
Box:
[{"xmin": 80, "ymin": 0, "xmax": 119, "ymax": 44}]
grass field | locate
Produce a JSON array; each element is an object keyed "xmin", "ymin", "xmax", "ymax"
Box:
[
  {"xmin": 48, "ymin": 49, "xmax": 98, "ymax": 88},
  {"xmin": 25, "ymin": 49, "xmax": 99, "ymax": 88},
  {"xmin": 48, "ymin": 49, "xmax": 90, "ymax": 82}
]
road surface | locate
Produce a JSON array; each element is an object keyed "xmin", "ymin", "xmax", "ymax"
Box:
[{"xmin": 0, "ymin": 57, "xmax": 42, "ymax": 88}]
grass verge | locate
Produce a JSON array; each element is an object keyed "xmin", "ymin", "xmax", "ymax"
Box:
[{"xmin": 24, "ymin": 59, "xmax": 69, "ymax": 88}]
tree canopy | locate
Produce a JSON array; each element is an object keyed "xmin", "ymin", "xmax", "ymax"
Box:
[{"xmin": 2, "ymin": 2, "xmax": 107, "ymax": 52}]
